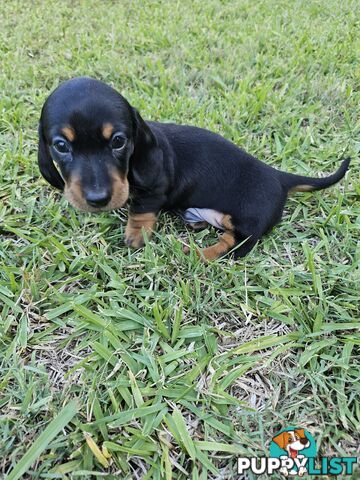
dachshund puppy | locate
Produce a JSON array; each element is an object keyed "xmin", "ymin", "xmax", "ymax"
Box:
[{"xmin": 38, "ymin": 77, "xmax": 350, "ymax": 260}]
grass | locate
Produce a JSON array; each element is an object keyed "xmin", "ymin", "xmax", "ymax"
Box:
[{"xmin": 0, "ymin": 0, "xmax": 359, "ymax": 478}]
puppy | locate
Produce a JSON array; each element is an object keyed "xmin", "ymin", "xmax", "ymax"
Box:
[{"xmin": 38, "ymin": 77, "xmax": 350, "ymax": 260}]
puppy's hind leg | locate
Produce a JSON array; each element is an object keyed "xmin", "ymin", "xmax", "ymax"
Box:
[
  {"xmin": 187, "ymin": 214, "xmax": 261, "ymax": 261},
  {"xmin": 232, "ymin": 216, "xmax": 263, "ymax": 259},
  {"xmin": 198, "ymin": 214, "xmax": 237, "ymax": 261},
  {"xmin": 232, "ymin": 235, "xmax": 260, "ymax": 259}
]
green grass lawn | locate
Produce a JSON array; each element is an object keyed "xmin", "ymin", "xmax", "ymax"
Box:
[{"xmin": 0, "ymin": 0, "xmax": 359, "ymax": 478}]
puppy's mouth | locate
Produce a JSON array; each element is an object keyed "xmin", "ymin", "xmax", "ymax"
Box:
[
  {"xmin": 83, "ymin": 202, "xmax": 120, "ymax": 213},
  {"xmin": 66, "ymin": 196, "xmax": 126, "ymax": 213},
  {"xmin": 289, "ymin": 447, "xmax": 298, "ymax": 458},
  {"xmin": 64, "ymin": 175, "xmax": 129, "ymax": 213}
]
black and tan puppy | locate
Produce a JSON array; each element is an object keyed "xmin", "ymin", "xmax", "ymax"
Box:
[{"xmin": 38, "ymin": 77, "xmax": 350, "ymax": 260}]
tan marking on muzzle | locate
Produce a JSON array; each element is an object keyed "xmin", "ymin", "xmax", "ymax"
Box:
[
  {"xmin": 64, "ymin": 171, "xmax": 129, "ymax": 213},
  {"xmin": 102, "ymin": 123, "xmax": 114, "ymax": 140},
  {"xmin": 125, "ymin": 212, "xmax": 157, "ymax": 248},
  {"xmin": 64, "ymin": 176, "xmax": 92, "ymax": 212},
  {"xmin": 110, "ymin": 171, "xmax": 129, "ymax": 209},
  {"xmin": 61, "ymin": 126, "xmax": 75, "ymax": 142}
]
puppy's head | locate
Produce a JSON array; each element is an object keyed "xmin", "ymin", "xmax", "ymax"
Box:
[{"xmin": 38, "ymin": 77, "xmax": 154, "ymax": 212}]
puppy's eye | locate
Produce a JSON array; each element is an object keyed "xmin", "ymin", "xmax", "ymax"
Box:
[
  {"xmin": 111, "ymin": 134, "xmax": 126, "ymax": 150},
  {"xmin": 53, "ymin": 139, "xmax": 71, "ymax": 154}
]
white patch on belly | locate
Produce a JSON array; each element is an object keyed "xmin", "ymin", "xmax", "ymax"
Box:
[{"xmin": 177, "ymin": 208, "xmax": 225, "ymax": 230}]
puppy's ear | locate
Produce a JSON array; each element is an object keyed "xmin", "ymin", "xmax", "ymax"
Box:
[
  {"xmin": 272, "ymin": 432, "xmax": 287, "ymax": 450},
  {"xmin": 131, "ymin": 107, "xmax": 157, "ymax": 151},
  {"xmin": 38, "ymin": 122, "xmax": 64, "ymax": 190},
  {"xmin": 129, "ymin": 107, "xmax": 163, "ymax": 191}
]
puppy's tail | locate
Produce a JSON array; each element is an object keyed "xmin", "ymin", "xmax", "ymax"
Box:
[{"xmin": 281, "ymin": 157, "xmax": 351, "ymax": 193}]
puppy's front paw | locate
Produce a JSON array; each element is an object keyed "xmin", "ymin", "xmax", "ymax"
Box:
[
  {"xmin": 124, "ymin": 228, "xmax": 145, "ymax": 249},
  {"xmin": 125, "ymin": 212, "xmax": 157, "ymax": 249}
]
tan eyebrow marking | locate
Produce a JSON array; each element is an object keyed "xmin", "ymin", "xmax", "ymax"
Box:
[
  {"xmin": 102, "ymin": 123, "xmax": 114, "ymax": 140},
  {"xmin": 61, "ymin": 126, "xmax": 75, "ymax": 142}
]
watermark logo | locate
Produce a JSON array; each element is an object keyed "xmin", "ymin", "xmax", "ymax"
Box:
[
  {"xmin": 237, "ymin": 426, "xmax": 357, "ymax": 477},
  {"xmin": 270, "ymin": 427, "xmax": 316, "ymax": 476}
]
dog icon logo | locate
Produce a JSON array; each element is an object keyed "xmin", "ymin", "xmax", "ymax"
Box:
[
  {"xmin": 238, "ymin": 427, "xmax": 357, "ymax": 477},
  {"xmin": 270, "ymin": 427, "xmax": 316, "ymax": 477}
]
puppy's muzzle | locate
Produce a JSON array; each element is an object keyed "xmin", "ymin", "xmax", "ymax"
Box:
[{"xmin": 85, "ymin": 189, "xmax": 111, "ymax": 208}]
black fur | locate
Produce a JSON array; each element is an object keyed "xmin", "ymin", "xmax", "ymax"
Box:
[
  {"xmin": 38, "ymin": 77, "xmax": 350, "ymax": 258},
  {"xmin": 38, "ymin": 124, "xmax": 64, "ymax": 190}
]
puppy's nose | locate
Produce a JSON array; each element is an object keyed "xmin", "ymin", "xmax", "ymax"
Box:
[{"xmin": 85, "ymin": 190, "xmax": 111, "ymax": 207}]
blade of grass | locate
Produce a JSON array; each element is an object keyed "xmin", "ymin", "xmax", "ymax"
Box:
[{"xmin": 7, "ymin": 400, "xmax": 78, "ymax": 480}]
